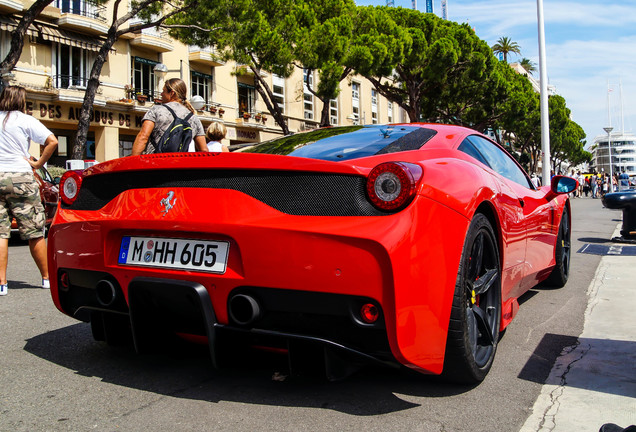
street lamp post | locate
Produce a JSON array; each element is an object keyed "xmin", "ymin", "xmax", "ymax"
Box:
[
  {"xmin": 537, "ymin": 0, "xmax": 551, "ymax": 186},
  {"xmin": 604, "ymin": 126, "xmax": 613, "ymax": 192}
]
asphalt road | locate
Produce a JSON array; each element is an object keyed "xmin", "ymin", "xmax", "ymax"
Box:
[{"xmin": 0, "ymin": 197, "xmax": 620, "ymax": 432}]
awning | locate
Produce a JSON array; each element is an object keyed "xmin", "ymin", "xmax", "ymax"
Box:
[
  {"xmin": 0, "ymin": 15, "xmax": 39, "ymax": 37},
  {"xmin": 37, "ymin": 25, "xmax": 103, "ymax": 52}
]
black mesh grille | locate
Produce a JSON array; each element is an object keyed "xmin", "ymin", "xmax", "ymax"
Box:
[{"xmin": 65, "ymin": 169, "xmax": 392, "ymax": 216}]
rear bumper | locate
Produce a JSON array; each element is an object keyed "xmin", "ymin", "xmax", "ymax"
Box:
[{"xmin": 48, "ymin": 188, "xmax": 469, "ymax": 374}]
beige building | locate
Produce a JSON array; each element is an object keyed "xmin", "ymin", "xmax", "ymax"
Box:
[{"xmin": 1, "ymin": 0, "xmax": 406, "ymax": 165}]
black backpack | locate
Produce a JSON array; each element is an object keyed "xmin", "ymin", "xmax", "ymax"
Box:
[{"xmin": 153, "ymin": 105, "xmax": 194, "ymax": 153}]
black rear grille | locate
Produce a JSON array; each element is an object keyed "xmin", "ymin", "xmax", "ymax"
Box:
[{"xmin": 65, "ymin": 169, "xmax": 392, "ymax": 216}]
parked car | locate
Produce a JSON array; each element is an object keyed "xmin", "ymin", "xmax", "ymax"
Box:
[
  {"xmin": 48, "ymin": 124, "xmax": 576, "ymax": 383},
  {"xmin": 10, "ymin": 166, "xmax": 59, "ymax": 231}
]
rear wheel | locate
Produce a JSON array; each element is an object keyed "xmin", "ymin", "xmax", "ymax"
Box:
[
  {"xmin": 442, "ymin": 213, "xmax": 501, "ymax": 384},
  {"xmin": 544, "ymin": 208, "xmax": 571, "ymax": 288}
]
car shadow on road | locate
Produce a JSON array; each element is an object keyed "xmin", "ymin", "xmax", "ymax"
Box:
[
  {"xmin": 517, "ymin": 333, "xmax": 636, "ymax": 398},
  {"xmin": 577, "ymin": 237, "xmax": 614, "ymax": 244},
  {"xmin": 23, "ymin": 323, "xmax": 477, "ymax": 415}
]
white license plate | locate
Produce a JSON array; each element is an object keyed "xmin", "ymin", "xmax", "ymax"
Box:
[{"xmin": 118, "ymin": 236, "xmax": 229, "ymax": 274}]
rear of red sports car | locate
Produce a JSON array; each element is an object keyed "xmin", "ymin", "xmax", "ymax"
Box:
[{"xmin": 48, "ymin": 124, "xmax": 574, "ymax": 383}]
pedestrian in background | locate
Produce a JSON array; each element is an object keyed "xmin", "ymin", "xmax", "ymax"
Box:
[
  {"xmin": 205, "ymin": 122, "xmax": 229, "ymax": 152},
  {"xmin": 131, "ymin": 78, "xmax": 207, "ymax": 155},
  {"xmin": 0, "ymin": 85, "xmax": 58, "ymax": 296},
  {"xmin": 619, "ymin": 170, "xmax": 629, "ymax": 191},
  {"xmin": 577, "ymin": 171, "xmax": 585, "ymax": 197}
]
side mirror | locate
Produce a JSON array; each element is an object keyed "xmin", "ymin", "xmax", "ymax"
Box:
[
  {"xmin": 54, "ymin": 176, "xmax": 61, "ymax": 185},
  {"xmin": 545, "ymin": 175, "xmax": 578, "ymax": 201},
  {"xmin": 551, "ymin": 175, "xmax": 578, "ymax": 194}
]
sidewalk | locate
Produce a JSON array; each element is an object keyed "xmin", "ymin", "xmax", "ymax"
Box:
[{"xmin": 521, "ymin": 224, "xmax": 636, "ymax": 432}]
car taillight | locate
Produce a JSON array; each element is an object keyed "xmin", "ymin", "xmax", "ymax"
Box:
[
  {"xmin": 366, "ymin": 162, "xmax": 422, "ymax": 211},
  {"xmin": 60, "ymin": 171, "xmax": 83, "ymax": 206}
]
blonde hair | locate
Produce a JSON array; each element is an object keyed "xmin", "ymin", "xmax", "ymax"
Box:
[
  {"xmin": 206, "ymin": 122, "xmax": 227, "ymax": 142},
  {"xmin": 0, "ymin": 85, "xmax": 26, "ymax": 130},
  {"xmin": 164, "ymin": 78, "xmax": 196, "ymax": 113}
]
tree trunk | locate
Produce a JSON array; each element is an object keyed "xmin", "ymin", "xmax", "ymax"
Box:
[
  {"xmin": 0, "ymin": 0, "xmax": 53, "ymax": 74},
  {"xmin": 72, "ymin": 37, "xmax": 115, "ymax": 159},
  {"xmin": 367, "ymin": 75, "xmax": 420, "ymax": 123},
  {"xmin": 72, "ymin": 0, "xmax": 196, "ymax": 157},
  {"xmin": 251, "ymin": 65, "xmax": 290, "ymax": 135},
  {"xmin": 319, "ymin": 98, "xmax": 330, "ymax": 127}
]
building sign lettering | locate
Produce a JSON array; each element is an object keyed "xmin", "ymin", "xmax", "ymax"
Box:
[
  {"xmin": 237, "ymin": 129, "xmax": 258, "ymax": 141},
  {"xmin": 26, "ymin": 101, "xmax": 142, "ymax": 129}
]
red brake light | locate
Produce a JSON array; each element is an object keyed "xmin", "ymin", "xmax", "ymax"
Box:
[
  {"xmin": 60, "ymin": 171, "xmax": 83, "ymax": 206},
  {"xmin": 366, "ymin": 162, "xmax": 422, "ymax": 210},
  {"xmin": 360, "ymin": 303, "xmax": 380, "ymax": 324}
]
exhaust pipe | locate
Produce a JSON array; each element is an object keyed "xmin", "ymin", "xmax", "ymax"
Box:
[
  {"xmin": 228, "ymin": 294, "xmax": 262, "ymax": 326},
  {"xmin": 96, "ymin": 279, "xmax": 117, "ymax": 307}
]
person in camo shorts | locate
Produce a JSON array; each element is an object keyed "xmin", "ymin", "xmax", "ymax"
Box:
[{"xmin": 0, "ymin": 86, "xmax": 58, "ymax": 296}]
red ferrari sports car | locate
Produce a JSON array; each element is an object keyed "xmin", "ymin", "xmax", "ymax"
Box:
[{"xmin": 49, "ymin": 124, "xmax": 576, "ymax": 383}]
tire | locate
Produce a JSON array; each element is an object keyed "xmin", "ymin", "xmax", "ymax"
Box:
[
  {"xmin": 544, "ymin": 207, "xmax": 571, "ymax": 288},
  {"xmin": 442, "ymin": 213, "xmax": 501, "ymax": 384}
]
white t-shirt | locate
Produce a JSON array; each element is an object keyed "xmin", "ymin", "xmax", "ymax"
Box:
[
  {"xmin": 188, "ymin": 140, "xmax": 224, "ymax": 152},
  {"xmin": 0, "ymin": 111, "xmax": 53, "ymax": 172},
  {"xmin": 207, "ymin": 141, "xmax": 223, "ymax": 152}
]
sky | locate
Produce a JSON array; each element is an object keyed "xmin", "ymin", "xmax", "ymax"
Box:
[{"xmin": 354, "ymin": 0, "xmax": 636, "ymax": 149}]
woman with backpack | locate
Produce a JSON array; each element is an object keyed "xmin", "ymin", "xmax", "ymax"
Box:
[{"xmin": 131, "ymin": 78, "xmax": 207, "ymax": 155}]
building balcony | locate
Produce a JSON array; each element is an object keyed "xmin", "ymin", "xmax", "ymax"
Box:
[
  {"xmin": 188, "ymin": 46, "xmax": 224, "ymax": 66},
  {"xmin": 53, "ymin": 1, "xmax": 108, "ymax": 34},
  {"xmin": 130, "ymin": 29, "xmax": 173, "ymax": 52},
  {"xmin": 58, "ymin": 12, "xmax": 108, "ymax": 34}
]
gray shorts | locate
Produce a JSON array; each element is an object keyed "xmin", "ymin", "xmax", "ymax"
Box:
[{"xmin": 0, "ymin": 171, "xmax": 45, "ymax": 240}]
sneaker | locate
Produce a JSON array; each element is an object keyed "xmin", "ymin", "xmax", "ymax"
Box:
[
  {"xmin": 42, "ymin": 279, "xmax": 50, "ymax": 289},
  {"xmin": 0, "ymin": 284, "xmax": 7, "ymax": 296}
]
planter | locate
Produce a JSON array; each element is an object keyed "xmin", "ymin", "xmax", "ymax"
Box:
[
  {"xmin": 153, "ymin": 98, "xmax": 162, "ymax": 104},
  {"xmin": 136, "ymin": 94, "xmax": 148, "ymax": 103},
  {"xmin": 209, "ymin": 107, "xmax": 218, "ymax": 114},
  {"xmin": 255, "ymin": 114, "xmax": 262, "ymax": 122},
  {"xmin": 218, "ymin": 109, "xmax": 225, "ymax": 116},
  {"xmin": 243, "ymin": 113, "xmax": 251, "ymax": 120},
  {"xmin": 261, "ymin": 116, "xmax": 267, "ymax": 124},
  {"xmin": 109, "ymin": 99, "xmax": 134, "ymax": 106}
]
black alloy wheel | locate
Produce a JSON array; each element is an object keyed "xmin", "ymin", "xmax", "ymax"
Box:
[
  {"xmin": 443, "ymin": 213, "xmax": 501, "ymax": 384},
  {"xmin": 544, "ymin": 208, "xmax": 571, "ymax": 287}
]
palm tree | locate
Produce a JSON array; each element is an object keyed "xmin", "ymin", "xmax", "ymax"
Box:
[
  {"xmin": 491, "ymin": 37, "xmax": 521, "ymax": 62},
  {"xmin": 519, "ymin": 58, "xmax": 537, "ymax": 75}
]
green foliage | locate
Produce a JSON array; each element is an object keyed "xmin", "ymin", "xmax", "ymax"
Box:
[
  {"xmin": 491, "ymin": 36, "xmax": 521, "ymax": 62},
  {"xmin": 519, "ymin": 58, "xmax": 537, "ymax": 75},
  {"xmin": 170, "ymin": 0, "xmax": 300, "ymax": 77},
  {"xmin": 353, "ymin": 8, "xmax": 503, "ymax": 127},
  {"xmin": 165, "ymin": 1, "xmax": 586, "ymax": 168}
]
